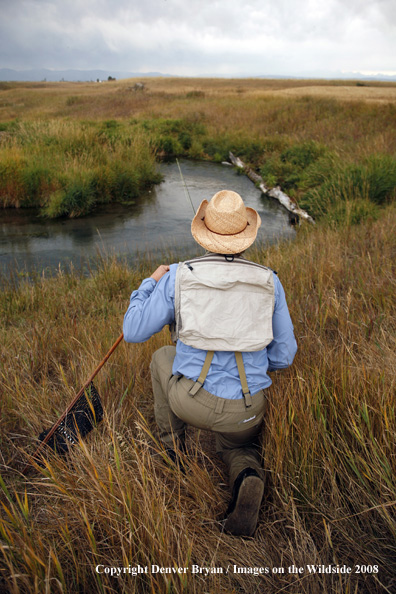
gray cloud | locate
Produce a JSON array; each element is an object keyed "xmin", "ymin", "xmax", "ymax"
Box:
[{"xmin": 1, "ymin": 0, "xmax": 395, "ymax": 75}]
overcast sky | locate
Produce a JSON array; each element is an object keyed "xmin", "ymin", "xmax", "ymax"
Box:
[{"xmin": 1, "ymin": 0, "xmax": 395, "ymax": 76}]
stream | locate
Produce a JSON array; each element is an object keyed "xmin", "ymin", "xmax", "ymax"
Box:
[{"xmin": 0, "ymin": 160, "xmax": 296, "ymax": 281}]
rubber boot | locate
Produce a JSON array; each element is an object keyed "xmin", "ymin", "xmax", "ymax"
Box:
[{"xmin": 223, "ymin": 467, "xmax": 264, "ymax": 537}]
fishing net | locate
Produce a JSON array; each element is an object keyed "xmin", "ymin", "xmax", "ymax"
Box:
[{"xmin": 38, "ymin": 382, "xmax": 104, "ymax": 455}]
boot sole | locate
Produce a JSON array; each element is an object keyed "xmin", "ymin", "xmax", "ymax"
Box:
[{"xmin": 223, "ymin": 476, "xmax": 264, "ymax": 537}]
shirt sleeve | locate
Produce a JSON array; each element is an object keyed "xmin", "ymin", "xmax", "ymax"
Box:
[
  {"xmin": 266, "ymin": 274, "xmax": 297, "ymax": 371},
  {"xmin": 123, "ymin": 267, "xmax": 176, "ymax": 343}
]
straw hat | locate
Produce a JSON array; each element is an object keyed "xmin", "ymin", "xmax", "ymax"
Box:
[{"xmin": 191, "ymin": 190, "xmax": 261, "ymax": 254}]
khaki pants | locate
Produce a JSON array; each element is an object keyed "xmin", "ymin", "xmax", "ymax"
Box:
[{"xmin": 150, "ymin": 346, "xmax": 267, "ymax": 486}]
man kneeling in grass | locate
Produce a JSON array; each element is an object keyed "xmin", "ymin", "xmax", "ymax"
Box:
[{"xmin": 123, "ymin": 190, "xmax": 297, "ymax": 537}]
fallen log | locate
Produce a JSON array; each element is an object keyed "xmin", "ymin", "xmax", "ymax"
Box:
[{"xmin": 228, "ymin": 152, "xmax": 315, "ymax": 225}]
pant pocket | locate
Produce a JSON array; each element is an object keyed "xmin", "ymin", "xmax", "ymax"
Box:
[{"xmin": 169, "ymin": 385, "xmax": 213, "ymax": 430}]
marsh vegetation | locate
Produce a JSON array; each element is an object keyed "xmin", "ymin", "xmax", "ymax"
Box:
[{"xmin": 1, "ymin": 77, "xmax": 396, "ymax": 221}]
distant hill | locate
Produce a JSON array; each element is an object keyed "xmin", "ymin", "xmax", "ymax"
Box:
[
  {"xmin": 0, "ymin": 69, "xmax": 174, "ymax": 82},
  {"xmin": 295, "ymin": 71, "xmax": 396, "ymax": 82},
  {"xmin": 256, "ymin": 73, "xmax": 396, "ymax": 82},
  {"xmin": 1, "ymin": 68, "xmax": 395, "ymax": 83}
]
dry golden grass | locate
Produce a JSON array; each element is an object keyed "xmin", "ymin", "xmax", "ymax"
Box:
[
  {"xmin": 1, "ymin": 205, "xmax": 395, "ymax": 593},
  {"xmin": 1, "ymin": 76, "xmax": 396, "ymax": 121},
  {"xmin": 273, "ymin": 84, "xmax": 396, "ymax": 103}
]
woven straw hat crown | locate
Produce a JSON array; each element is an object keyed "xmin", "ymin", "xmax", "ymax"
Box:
[
  {"xmin": 205, "ymin": 191, "xmax": 248, "ymax": 234},
  {"xmin": 191, "ymin": 190, "xmax": 261, "ymax": 254}
]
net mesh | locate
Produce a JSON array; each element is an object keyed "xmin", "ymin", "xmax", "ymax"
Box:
[{"xmin": 38, "ymin": 382, "xmax": 104, "ymax": 455}]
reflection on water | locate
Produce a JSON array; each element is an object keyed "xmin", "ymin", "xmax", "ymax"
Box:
[{"xmin": 0, "ymin": 160, "xmax": 296, "ymax": 279}]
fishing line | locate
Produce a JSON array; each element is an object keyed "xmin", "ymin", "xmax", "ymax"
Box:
[{"xmin": 176, "ymin": 158, "xmax": 196, "ymax": 215}]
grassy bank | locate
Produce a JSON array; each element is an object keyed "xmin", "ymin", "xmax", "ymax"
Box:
[
  {"xmin": 1, "ymin": 78, "xmax": 396, "ymax": 219},
  {"xmin": 1, "ymin": 204, "xmax": 395, "ymax": 593},
  {"xmin": 0, "ymin": 120, "xmax": 161, "ymax": 217}
]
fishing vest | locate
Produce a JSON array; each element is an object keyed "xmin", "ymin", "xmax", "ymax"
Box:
[
  {"xmin": 173, "ymin": 254, "xmax": 275, "ymax": 351},
  {"xmin": 172, "ymin": 254, "xmax": 276, "ymax": 406}
]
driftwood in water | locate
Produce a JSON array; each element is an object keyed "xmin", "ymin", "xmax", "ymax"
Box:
[{"xmin": 228, "ymin": 152, "xmax": 315, "ymax": 225}]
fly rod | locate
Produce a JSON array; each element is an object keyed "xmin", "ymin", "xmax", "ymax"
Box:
[
  {"xmin": 23, "ymin": 332, "xmax": 124, "ymax": 474},
  {"xmin": 176, "ymin": 158, "xmax": 196, "ymax": 215}
]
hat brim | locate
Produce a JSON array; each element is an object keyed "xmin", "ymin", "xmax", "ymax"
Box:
[{"xmin": 191, "ymin": 200, "xmax": 261, "ymax": 254}]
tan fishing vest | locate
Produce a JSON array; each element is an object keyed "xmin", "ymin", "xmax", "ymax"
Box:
[{"xmin": 173, "ymin": 254, "xmax": 275, "ymax": 352}]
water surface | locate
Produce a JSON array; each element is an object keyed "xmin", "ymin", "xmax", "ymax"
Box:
[{"xmin": 0, "ymin": 160, "xmax": 296, "ymax": 279}]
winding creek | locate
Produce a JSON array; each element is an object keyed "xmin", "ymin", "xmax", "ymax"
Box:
[{"xmin": 0, "ymin": 160, "xmax": 296, "ymax": 280}]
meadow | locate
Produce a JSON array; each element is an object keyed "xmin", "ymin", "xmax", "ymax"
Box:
[
  {"xmin": 0, "ymin": 78, "xmax": 396, "ymax": 593},
  {"xmin": 1, "ymin": 77, "xmax": 396, "ymax": 220}
]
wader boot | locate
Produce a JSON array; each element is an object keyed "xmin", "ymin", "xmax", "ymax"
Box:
[{"xmin": 223, "ymin": 468, "xmax": 264, "ymax": 537}]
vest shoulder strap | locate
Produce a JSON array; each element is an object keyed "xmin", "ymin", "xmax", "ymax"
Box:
[
  {"xmin": 189, "ymin": 350, "xmax": 253, "ymax": 408},
  {"xmin": 188, "ymin": 350, "xmax": 214, "ymax": 396},
  {"xmin": 234, "ymin": 352, "xmax": 252, "ymax": 407}
]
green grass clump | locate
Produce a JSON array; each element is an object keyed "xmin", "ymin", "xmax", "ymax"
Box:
[
  {"xmin": 0, "ymin": 120, "xmax": 162, "ymax": 217},
  {"xmin": 259, "ymin": 140, "xmax": 329, "ymax": 191},
  {"xmin": 299, "ymin": 153, "xmax": 396, "ymax": 222}
]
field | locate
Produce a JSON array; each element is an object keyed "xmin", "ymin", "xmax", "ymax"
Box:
[
  {"xmin": 1, "ymin": 78, "xmax": 396, "ymax": 593},
  {"xmin": 1, "ymin": 77, "xmax": 396, "ymax": 219}
]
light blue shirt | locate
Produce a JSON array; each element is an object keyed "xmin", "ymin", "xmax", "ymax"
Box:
[{"xmin": 123, "ymin": 260, "xmax": 297, "ymax": 399}]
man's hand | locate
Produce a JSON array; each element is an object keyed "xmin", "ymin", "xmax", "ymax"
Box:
[{"xmin": 150, "ymin": 265, "xmax": 170, "ymax": 282}]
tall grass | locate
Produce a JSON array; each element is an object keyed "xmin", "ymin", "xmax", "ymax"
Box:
[
  {"xmin": 0, "ymin": 120, "xmax": 162, "ymax": 217},
  {"xmin": 299, "ymin": 153, "xmax": 396, "ymax": 222},
  {"xmin": 1, "ymin": 205, "xmax": 395, "ymax": 593}
]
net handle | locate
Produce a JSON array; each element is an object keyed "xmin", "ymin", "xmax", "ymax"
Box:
[{"xmin": 22, "ymin": 332, "xmax": 124, "ymax": 473}]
